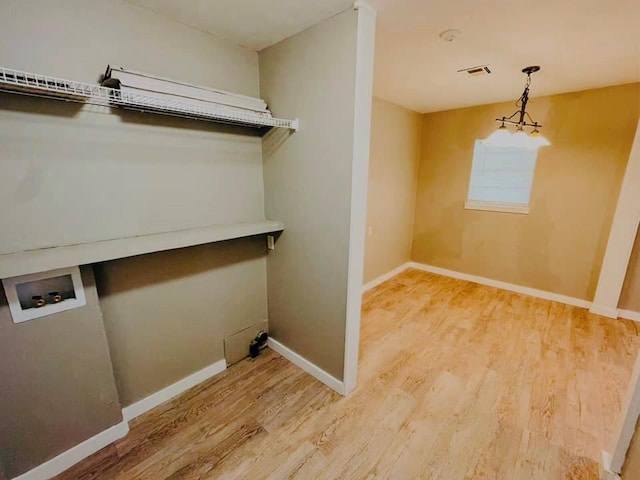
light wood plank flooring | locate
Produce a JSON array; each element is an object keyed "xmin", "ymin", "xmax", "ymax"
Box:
[{"xmin": 55, "ymin": 269, "xmax": 640, "ymax": 479}]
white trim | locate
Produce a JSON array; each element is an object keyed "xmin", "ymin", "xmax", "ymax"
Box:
[
  {"xmin": 408, "ymin": 262, "xmax": 591, "ymax": 309},
  {"xmin": 364, "ymin": 262, "xmax": 640, "ymax": 319},
  {"xmin": 600, "ymin": 451, "xmax": 621, "ymax": 480},
  {"xmin": 597, "ymin": 118, "xmax": 640, "ymax": 480},
  {"xmin": 122, "ymin": 359, "xmax": 227, "ymax": 421},
  {"xmin": 342, "ymin": 2, "xmax": 377, "ymax": 396},
  {"xmin": 362, "ymin": 262, "xmax": 412, "ymax": 292},
  {"xmin": 590, "ymin": 304, "xmax": 621, "ymax": 319},
  {"xmin": 353, "ymin": 0, "xmax": 377, "ymax": 14},
  {"xmin": 12, "ymin": 421, "xmax": 129, "ymax": 480},
  {"xmin": 14, "ymin": 358, "xmax": 228, "ymax": 479},
  {"xmin": 464, "ymin": 201, "xmax": 530, "ymax": 215},
  {"xmin": 609, "ymin": 348, "xmax": 640, "ymax": 473},
  {"xmin": 591, "ymin": 119, "xmax": 640, "ymax": 317},
  {"xmin": 268, "ymin": 338, "xmax": 345, "ymax": 395},
  {"xmin": 619, "ymin": 309, "xmax": 640, "ymax": 323}
]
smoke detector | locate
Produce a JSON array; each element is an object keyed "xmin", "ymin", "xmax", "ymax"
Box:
[
  {"xmin": 457, "ymin": 65, "xmax": 492, "ymax": 76},
  {"xmin": 439, "ymin": 29, "xmax": 462, "ymax": 42}
]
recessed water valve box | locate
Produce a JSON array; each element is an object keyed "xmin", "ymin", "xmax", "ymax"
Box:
[{"xmin": 2, "ymin": 266, "xmax": 86, "ymax": 323}]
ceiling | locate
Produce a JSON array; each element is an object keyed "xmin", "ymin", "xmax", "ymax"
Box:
[
  {"xmin": 125, "ymin": 0, "xmax": 640, "ymax": 113},
  {"xmin": 124, "ymin": 0, "xmax": 354, "ymax": 51},
  {"xmin": 369, "ymin": 0, "xmax": 640, "ymax": 112}
]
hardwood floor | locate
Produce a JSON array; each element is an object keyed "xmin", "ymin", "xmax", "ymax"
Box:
[{"xmin": 55, "ymin": 269, "xmax": 640, "ymax": 479}]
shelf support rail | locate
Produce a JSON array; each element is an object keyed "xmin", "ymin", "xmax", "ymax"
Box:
[{"xmin": 0, "ymin": 66, "xmax": 298, "ymax": 130}]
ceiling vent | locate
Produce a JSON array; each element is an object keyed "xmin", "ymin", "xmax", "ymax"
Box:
[{"xmin": 458, "ymin": 65, "xmax": 491, "ymax": 77}]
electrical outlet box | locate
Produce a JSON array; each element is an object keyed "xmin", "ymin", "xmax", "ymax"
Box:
[
  {"xmin": 2, "ymin": 266, "xmax": 86, "ymax": 323},
  {"xmin": 267, "ymin": 235, "xmax": 275, "ymax": 251}
]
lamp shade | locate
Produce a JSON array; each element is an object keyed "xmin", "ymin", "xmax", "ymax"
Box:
[
  {"xmin": 485, "ymin": 126, "xmax": 551, "ymax": 149},
  {"xmin": 529, "ymin": 129, "xmax": 551, "ymax": 147},
  {"xmin": 484, "ymin": 126, "xmax": 512, "ymax": 146},
  {"xmin": 487, "ymin": 67, "xmax": 551, "ymax": 149}
]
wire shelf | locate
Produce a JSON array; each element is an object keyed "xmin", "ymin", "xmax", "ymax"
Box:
[{"xmin": 0, "ymin": 66, "xmax": 299, "ymax": 131}]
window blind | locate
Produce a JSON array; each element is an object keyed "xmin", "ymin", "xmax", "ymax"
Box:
[{"xmin": 467, "ymin": 140, "xmax": 538, "ymax": 208}]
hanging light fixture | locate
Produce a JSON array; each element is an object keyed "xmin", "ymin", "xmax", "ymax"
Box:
[{"xmin": 484, "ymin": 66, "xmax": 550, "ymax": 148}]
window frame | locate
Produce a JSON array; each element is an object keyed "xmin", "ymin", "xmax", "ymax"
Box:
[
  {"xmin": 464, "ymin": 140, "xmax": 538, "ymax": 215},
  {"xmin": 464, "ymin": 200, "xmax": 530, "ymax": 215}
]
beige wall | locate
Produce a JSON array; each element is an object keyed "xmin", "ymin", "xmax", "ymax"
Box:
[
  {"xmin": 364, "ymin": 97, "xmax": 421, "ymax": 283},
  {"xmin": 0, "ymin": 0, "xmax": 264, "ymax": 256},
  {"xmin": 0, "ymin": 0, "xmax": 258, "ymax": 92},
  {"xmin": 0, "ymin": 267, "xmax": 122, "ymax": 478},
  {"xmin": 95, "ymin": 238, "xmax": 268, "ymax": 406},
  {"xmin": 620, "ymin": 228, "xmax": 640, "ymax": 312},
  {"xmin": 260, "ymin": 8, "xmax": 363, "ymax": 380},
  {"xmin": 0, "ymin": 0, "xmax": 271, "ymax": 473},
  {"xmin": 412, "ymin": 83, "xmax": 640, "ymax": 300}
]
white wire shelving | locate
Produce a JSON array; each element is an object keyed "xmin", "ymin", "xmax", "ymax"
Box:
[{"xmin": 0, "ymin": 66, "xmax": 299, "ymax": 131}]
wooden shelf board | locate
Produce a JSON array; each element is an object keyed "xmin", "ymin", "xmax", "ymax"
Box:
[{"xmin": 0, "ymin": 220, "xmax": 284, "ymax": 278}]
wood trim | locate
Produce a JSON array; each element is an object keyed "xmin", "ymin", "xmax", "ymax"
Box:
[
  {"xmin": 409, "ymin": 262, "xmax": 591, "ymax": 309},
  {"xmin": 268, "ymin": 338, "xmax": 345, "ymax": 394},
  {"xmin": 122, "ymin": 359, "xmax": 227, "ymax": 421},
  {"xmin": 362, "ymin": 262, "xmax": 412, "ymax": 292},
  {"xmin": 12, "ymin": 421, "xmax": 129, "ymax": 480}
]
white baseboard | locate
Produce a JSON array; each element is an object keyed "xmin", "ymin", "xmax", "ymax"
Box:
[
  {"xmin": 618, "ymin": 309, "xmax": 640, "ymax": 323},
  {"xmin": 15, "ymin": 359, "xmax": 228, "ymax": 479},
  {"xmin": 600, "ymin": 451, "xmax": 621, "ymax": 479},
  {"xmin": 362, "ymin": 261, "xmax": 637, "ymax": 320},
  {"xmin": 122, "ymin": 358, "xmax": 227, "ymax": 421},
  {"xmin": 362, "ymin": 262, "xmax": 412, "ymax": 292},
  {"xmin": 590, "ymin": 304, "xmax": 620, "ymax": 319},
  {"xmin": 268, "ymin": 338, "xmax": 345, "ymax": 395},
  {"xmin": 12, "ymin": 421, "xmax": 129, "ymax": 480},
  {"xmin": 407, "ymin": 262, "xmax": 592, "ymax": 309}
]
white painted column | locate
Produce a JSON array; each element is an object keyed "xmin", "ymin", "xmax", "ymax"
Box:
[
  {"xmin": 590, "ymin": 120, "xmax": 640, "ymax": 318},
  {"xmin": 598, "ymin": 119, "xmax": 640, "ymax": 477},
  {"xmin": 343, "ymin": 1, "xmax": 377, "ymax": 395},
  {"xmin": 604, "ymin": 350, "xmax": 640, "ymax": 475}
]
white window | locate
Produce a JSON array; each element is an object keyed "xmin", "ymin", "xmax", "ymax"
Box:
[{"xmin": 465, "ymin": 140, "xmax": 539, "ymax": 214}]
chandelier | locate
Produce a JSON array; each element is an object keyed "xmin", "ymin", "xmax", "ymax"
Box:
[{"xmin": 485, "ymin": 66, "xmax": 550, "ymax": 148}]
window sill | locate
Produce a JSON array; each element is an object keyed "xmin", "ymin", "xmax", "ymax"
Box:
[{"xmin": 464, "ymin": 201, "xmax": 530, "ymax": 215}]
